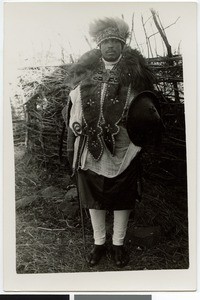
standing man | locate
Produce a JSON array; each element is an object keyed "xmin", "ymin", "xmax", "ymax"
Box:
[{"xmin": 66, "ymin": 17, "xmax": 156, "ymax": 268}]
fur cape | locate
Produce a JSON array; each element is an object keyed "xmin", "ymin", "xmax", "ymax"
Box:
[{"xmin": 67, "ymin": 46, "xmax": 155, "ymax": 93}]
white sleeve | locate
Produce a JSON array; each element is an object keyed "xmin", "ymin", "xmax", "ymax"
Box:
[{"xmin": 69, "ymin": 85, "xmax": 83, "ymax": 135}]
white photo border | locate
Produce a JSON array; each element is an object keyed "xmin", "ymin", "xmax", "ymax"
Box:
[{"xmin": 3, "ymin": 1, "xmax": 197, "ymax": 292}]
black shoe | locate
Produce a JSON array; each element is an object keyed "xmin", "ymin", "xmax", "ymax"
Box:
[
  {"xmin": 112, "ymin": 245, "xmax": 129, "ymax": 268},
  {"xmin": 87, "ymin": 244, "xmax": 106, "ymax": 267}
]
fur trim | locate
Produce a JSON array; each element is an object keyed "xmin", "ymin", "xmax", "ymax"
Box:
[{"xmin": 68, "ymin": 46, "xmax": 155, "ymax": 92}]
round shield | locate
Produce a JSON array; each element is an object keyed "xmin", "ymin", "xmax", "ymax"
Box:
[{"xmin": 126, "ymin": 91, "xmax": 164, "ymax": 146}]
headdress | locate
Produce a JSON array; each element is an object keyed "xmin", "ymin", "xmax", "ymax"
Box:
[{"xmin": 89, "ymin": 17, "xmax": 130, "ymax": 45}]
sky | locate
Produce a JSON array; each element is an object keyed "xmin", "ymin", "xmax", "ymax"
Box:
[{"xmin": 4, "ymin": 1, "xmax": 189, "ymax": 70}]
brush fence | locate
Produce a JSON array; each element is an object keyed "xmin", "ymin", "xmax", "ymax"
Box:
[{"xmin": 12, "ymin": 56, "xmax": 185, "ymax": 183}]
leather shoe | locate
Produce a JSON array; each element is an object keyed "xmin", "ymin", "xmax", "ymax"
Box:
[
  {"xmin": 87, "ymin": 244, "xmax": 106, "ymax": 267},
  {"xmin": 112, "ymin": 245, "xmax": 129, "ymax": 268}
]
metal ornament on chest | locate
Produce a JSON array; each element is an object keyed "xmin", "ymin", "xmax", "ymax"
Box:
[{"xmin": 92, "ymin": 68, "xmax": 120, "ymax": 84}]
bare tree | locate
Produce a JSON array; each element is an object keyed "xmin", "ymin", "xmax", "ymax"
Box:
[{"xmin": 150, "ymin": 8, "xmax": 180, "ymax": 102}]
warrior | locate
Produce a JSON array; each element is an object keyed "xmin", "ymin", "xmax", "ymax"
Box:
[{"xmin": 65, "ymin": 17, "xmax": 161, "ymax": 268}]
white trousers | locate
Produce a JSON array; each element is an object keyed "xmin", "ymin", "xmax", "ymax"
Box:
[{"xmin": 89, "ymin": 209, "xmax": 131, "ymax": 246}]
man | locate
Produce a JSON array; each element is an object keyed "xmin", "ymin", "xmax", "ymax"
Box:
[{"xmin": 66, "ymin": 17, "xmax": 156, "ymax": 268}]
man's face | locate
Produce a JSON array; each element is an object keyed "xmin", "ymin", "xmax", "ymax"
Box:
[{"xmin": 100, "ymin": 39, "xmax": 123, "ymax": 62}]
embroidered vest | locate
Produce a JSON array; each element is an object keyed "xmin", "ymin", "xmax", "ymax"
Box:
[{"xmin": 80, "ymin": 58, "xmax": 131, "ymax": 161}]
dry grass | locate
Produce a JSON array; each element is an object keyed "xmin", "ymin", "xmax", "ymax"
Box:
[{"xmin": 15, "ymin": 144, "xmax": 189, "ymax": 274}]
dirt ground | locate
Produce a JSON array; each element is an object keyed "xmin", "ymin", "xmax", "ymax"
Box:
[{"xmin": 15, "ymin": 144, "xmax": 189, "ymax": 274}]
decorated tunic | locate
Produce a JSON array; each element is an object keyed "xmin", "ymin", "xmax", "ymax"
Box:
[{"xmin": 69, "ymin": 57, "xmax": 141, "ymax": 178}]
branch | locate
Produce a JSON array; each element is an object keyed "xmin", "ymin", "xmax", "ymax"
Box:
[
  {"xmin": 150, "ymin": 9, "xmax": 172, "ymax": 57},
  {"xmin": 141, "ymin": 14, "xmax": 153, "ymax": 58},
  {"xmin": 144, "ymin": 15, "xmax": 153, "ymax": 25},
  {"xmin": 129, "ymin": 13, "xmax": 141, "ymax": 51},
  {"xmin": 84, "ymin": 35, "xmax": 92, "ymax": 50},
  {"xmin": 150, "ymin": 21, "xmax": 157, "ymax": 57},
  {"xmin": 67, "ymin": 41, "xmax": 75, "ymax": 63},
  {"xmin": 148, "ymin": 17, "xmax": 180, "ymax": 39},
  {"xmin": 37, "ymin": 227, "xmax": 67, "ymax": 231},
  {"xmin": 129, "ymin": 12, "xmax": 134, "ymax": 45}
]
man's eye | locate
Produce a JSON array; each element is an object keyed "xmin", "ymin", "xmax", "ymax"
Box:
[{"xmin": 111, "ymin": 40, "xmax": 119, "ymax": 45}]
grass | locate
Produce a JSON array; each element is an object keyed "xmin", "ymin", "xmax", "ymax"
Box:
[{"xmin": 15, "ymin": 144, "xmax": 189, "ymax": 274}]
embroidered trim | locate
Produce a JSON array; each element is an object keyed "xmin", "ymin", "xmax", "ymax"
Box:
[
  {"xmin": 72, "ymin": 121, "xmax": 82, "ymax": 136},
  {"xmin": 95, "ymin": 27, "xmax": 126, "ymax": 45},
  {"xmin": 80, "ymin": 58, "xmax": 130, "ymax": 160},
  {"xmin": 80, "ymin": 75, "xmax": 104, "ymax": 161},
  {"xmin": 92, "ymin": 69, "xmax": 120, "ymax": 84}
]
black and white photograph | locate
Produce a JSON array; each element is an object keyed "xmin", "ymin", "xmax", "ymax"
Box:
[{"xmin": 3, "ymin": 1, "xmax": 196, "ymax": 292}]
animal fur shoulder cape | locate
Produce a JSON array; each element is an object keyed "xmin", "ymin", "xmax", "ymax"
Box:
[
  {"xmin": 67, "ymin": 46, "xmax": 155, "ymax": 93},
  {"xmin": 67, "ymin": 46, "xmax": 156, "ymax": 161}
]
